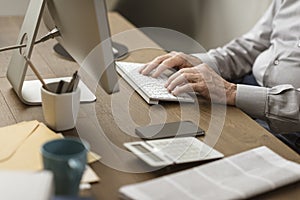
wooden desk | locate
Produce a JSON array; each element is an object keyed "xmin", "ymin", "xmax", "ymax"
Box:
[{"xmin": 0, "ymin": 13, "xmax": 299, "ymax": 200}]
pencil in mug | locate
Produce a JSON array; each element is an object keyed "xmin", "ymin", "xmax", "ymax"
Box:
[{"xmin": 23, "ymin": 56, "xmax": 50, "ymax": 91}]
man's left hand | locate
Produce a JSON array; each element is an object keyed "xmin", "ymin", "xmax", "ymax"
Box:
[{"xmin": 165, "ymin": 64, "xmax": 237, "ymax": 105}]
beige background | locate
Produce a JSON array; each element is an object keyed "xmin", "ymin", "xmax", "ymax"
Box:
[{"xmin": 0, "ymin": 0, "xmax": 272, "ymax": 49}]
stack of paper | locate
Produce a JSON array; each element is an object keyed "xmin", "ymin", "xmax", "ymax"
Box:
[
  {"xmin": 0, "ymin": 121, "xmax": 100, "ymax": 183},
  {"xmin": 0, "ymin": 170, "xmax": 53, "ymax": 200},
  {"xmin": 119, "ymin": 146, "xmax": 300, "ymax": 200},
  {"xmin": 0, "ymin": 121, "xmax": 61, "ymax": 170}
]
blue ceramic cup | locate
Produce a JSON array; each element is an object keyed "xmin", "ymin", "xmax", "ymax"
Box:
[{"xmin": 41, "ymin": 138, "xmax": 89, "ymax": 196}]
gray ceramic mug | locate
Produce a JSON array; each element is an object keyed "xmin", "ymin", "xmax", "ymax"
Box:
[{"xmin": 41, "ymin": 138, "xmax": 89, "ymax": 196}]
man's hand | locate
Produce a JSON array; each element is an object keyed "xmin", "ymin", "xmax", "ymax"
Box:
[
  {"xmin": 140, "ymin": 51, "xmax": 202, "ymax": 78},
  {"xmin": 165, "ymin": 64, "xmax": 237, "ymax": 105}
]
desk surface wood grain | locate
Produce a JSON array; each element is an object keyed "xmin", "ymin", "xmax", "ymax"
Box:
[{"xmin": 0, "ymin": 13, "xmax": 299, "ymax": 200}]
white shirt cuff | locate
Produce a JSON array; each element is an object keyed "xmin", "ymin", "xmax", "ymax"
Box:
[{"xmin": 236, "ymin": 84, "xmax": 268, "ymax": 118}]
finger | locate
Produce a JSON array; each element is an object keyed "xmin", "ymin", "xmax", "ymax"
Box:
[
  {"xmin": 171, "ymin": 83, "xmax": 196, "ymax": 96},
  {"xmin": 152, "ymin": 56, "xmax": 180, "ymax": 78},
  {"xmin": 166, "ymin": 73, "xmax": 189, "ymax": 92},
  {"xmin": 186, "ymin": 73, "xmax": 202, "ymax": 83},
  {"xmin": 165, "ymin": 70, "xmax": 182, "ymax": 88},
  {"xmin": 152, "ymin": 52, "xmax": 189, "ymax": 77},
  {"xmin": 168, "ymin": 72, "xmax": 201, "ymax": 92},
  {"xmin": 140, "ymin": 54, "xmax": 172, "ymax": 75},
  {"xmin": 165, "ymin": 68, "xmax": 197, "ymax": 88}
]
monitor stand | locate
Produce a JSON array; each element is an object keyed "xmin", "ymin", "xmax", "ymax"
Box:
[
  {"xmin": 6, "ymin": 0, "xmax": 96, "ymax": 105},
  {"xmin": 22, "ymin": 78, "xmax": 96, "ymax": 105}
]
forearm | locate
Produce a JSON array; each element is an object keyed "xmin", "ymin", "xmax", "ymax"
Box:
[
  {"xmin": 193, "ymin": 36, "xmax": 269, "ymax": 81},
  {"xmin": 236, "ymin": 84, "xmax": 300, "ymax": 134}
]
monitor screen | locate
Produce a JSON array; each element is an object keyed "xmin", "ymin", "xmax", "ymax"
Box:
[{"xmin": 44, "ymin": 0, "xmax": 119, "ymax": 94}]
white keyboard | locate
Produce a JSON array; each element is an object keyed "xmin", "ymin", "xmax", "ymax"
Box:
[
  {"xmin": 116, "ymin": 62, "xmax": 194, "ymax": 104},
  {"xmin": 124, "ymin": 137, "xmax": 224, "ymax": 167}
]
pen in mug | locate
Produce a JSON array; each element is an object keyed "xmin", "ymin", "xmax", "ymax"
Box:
[
  {"xmin": 72, "ymin": 74, "xmax": 80, "ymax": 92},
  {"xmin": 56, "ymin": 80, "xmax": 66, "ymax": 94},
  {"xmin": 66, "ymin": 71, "xmax": 80, "ymax": 92}
]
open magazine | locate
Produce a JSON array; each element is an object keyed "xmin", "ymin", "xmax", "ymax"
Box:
[{"xmin": 119, "ymin": 146, "xmax": 300, "ymax": 200}]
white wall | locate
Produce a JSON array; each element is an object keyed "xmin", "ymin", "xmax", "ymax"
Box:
[
  {"xmin": 0, "ymin": 0, "xmax": 30, "ymax": 16},
  {"xmin": 0, "ymin": 0, "xmax": 116, "ymax": 16},
  {"xmin": 195, "ymin": 0, "xmax": 272, "ymax": 48},
  {"xmin": 0, "ymin": 0, "xmax": 272, "ymax": 49},
  {"xmin": 112, "ymin": 0, "xmax": 272, "ymax": 50}
]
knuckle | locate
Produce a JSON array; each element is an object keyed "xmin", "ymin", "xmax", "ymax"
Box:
[
  {"xmin": 179, "ymin": 68, "xmax": 187, "ymax": 73},
  {"xmin": 161, "ymin": 60, "xmax": 170, "ymax": 66},
  {"xmin": 191, "ymin": 83, "xmax": 199, "ymax": 91},
  {"xmin": 176, "ymin": 52, "xmax": 185, "ymax": 57},
  {"xmin": 155, "ymin": 56, "xmax": 165, "ymax": 62},
  {"xmin": 182, "ymin": 73, "xmax": 189, "ymax": 80},
  {"xmin": 173, "ymin": 51, "xmax": 183, "ymax": 55},
  {"xmin": 201, "ymin": 63, "xmax": 210, "ymax": 70},
  {"xmin": 170, "ymin": 51, "xmax": 179, "ymax": 54},
  {"xmin": 174, "ymin": 53, "xmax": 183, "ymax": 60}
]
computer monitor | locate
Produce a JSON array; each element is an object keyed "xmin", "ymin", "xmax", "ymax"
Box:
[{"xmin": 6, "ymin": 0, "xmax": 119, "ymax": 105}]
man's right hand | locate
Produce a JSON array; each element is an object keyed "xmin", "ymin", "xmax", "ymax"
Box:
[{"xmin": 139, "ymin": 51, "xmax": 202, "ymax": 78}]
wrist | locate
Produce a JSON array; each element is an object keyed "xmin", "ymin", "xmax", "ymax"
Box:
[{"xmin": 226, "ymin": 83, "xmax": 237, "ymax": 106}]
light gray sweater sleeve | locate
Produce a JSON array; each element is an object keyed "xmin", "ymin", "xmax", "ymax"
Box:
[
  {"xmin": 236, "ymin": 84, "xmax": 300, "ymax": 134},
  {"xmin": 193, "ymin": 0, "xmax": 279, "ymax": 80}
]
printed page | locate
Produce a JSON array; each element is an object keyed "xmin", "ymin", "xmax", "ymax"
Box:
[{"xmin": 119, "ymin": 146, "xmax": 300, "ymax": 200}]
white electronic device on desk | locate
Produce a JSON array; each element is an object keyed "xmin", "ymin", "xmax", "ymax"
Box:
[
  {"xmin": 124, "ymin": 137, "xmax": 224, "ymax": 167},
  {"xmin": 116, "ymin": 62, "xmax": 194, "ymax": 104}
]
